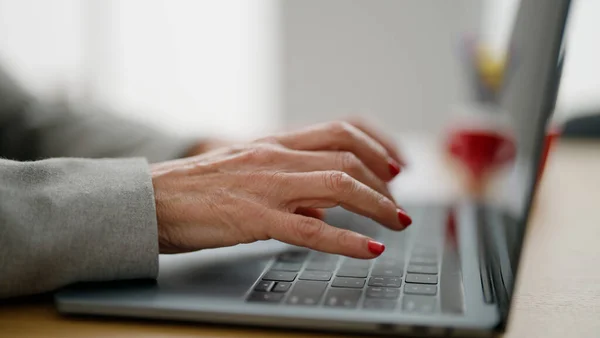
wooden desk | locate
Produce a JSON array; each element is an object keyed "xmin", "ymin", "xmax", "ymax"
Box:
[{"xmin": 2, "ymin": 140, "xmax": 600, "ymax": 337}]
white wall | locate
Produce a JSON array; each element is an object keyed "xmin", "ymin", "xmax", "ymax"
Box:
[
  {"xmin": 0, "ymin": 0, "xmax": 84, "ymax": 97},
  {"xmin": 555, "ymin": 0, "xmax": 600, "ymax": 119},
  {"xmin": 279, "ymin": 0, "xmax": 483, "ymax": 135},
  {"xmin": 0, "ymin": 0, "xmax": 279, "ymax": 139},
  {"xmin": 95, "ymin": 0, "xmax": 279, "ymax": 139}
]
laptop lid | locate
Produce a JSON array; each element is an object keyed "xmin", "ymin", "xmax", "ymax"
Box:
[{"xmin": 481, "ymin": 0, "xmax": 571, "ymax": 331}]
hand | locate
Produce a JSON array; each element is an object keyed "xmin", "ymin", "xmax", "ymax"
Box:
[
  {"xmin": 152, "ymin": 120, "xmax": 411, "ymax": 258},
  {"xmin": 181, "ymin": 119, "xmax": 405, "ymax": 220}
]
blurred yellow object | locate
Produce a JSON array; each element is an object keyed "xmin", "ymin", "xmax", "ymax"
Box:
[{"xmin": 475, "ymin": 47, "xmax": 506, "ymax": 92}]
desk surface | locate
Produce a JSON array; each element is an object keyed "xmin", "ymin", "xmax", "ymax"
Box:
[{"xmin": 2, "ymin": 140, "xmax": 600, "ymax": 338}]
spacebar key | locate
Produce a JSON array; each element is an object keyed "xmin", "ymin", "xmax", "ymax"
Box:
[{"xmin": 286, "ymin": 281, "xmax": 328, "ymax": 306}]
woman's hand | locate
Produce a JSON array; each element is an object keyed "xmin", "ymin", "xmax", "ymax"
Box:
[{"xmin": 152, "ymin": 120, "xmax": 411, "ymax": 259}]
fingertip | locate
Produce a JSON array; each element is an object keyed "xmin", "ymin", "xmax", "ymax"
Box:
[
  {"xmin": 367, "ymin": 240, "xmax": 385, "ymax": 256},
  {"xmin": 388, "ymin": 159, "xmax": 401, "ymax": 178},
  {"xmin": 344, "ymin": 235, "xmax": 383, "ymax": 259},
  {"xmin": 397, "ymin": 208, "xmax": 413, "ymax": 228},
  {"xmin": 380, "ymin": 206, "xmax": 412, "ymax": 232}
]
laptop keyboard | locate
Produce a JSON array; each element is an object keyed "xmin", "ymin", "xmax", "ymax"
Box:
[{"xmin": 246, "ymin": 208, "xmax": 444, "ymax": 313}]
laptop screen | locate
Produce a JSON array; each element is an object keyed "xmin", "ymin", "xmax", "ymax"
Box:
[{"xmin": 482, "ymin": 0, "xmax": 571, "ymax": 327}]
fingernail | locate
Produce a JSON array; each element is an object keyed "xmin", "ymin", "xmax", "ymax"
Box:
[
  {"xmin": 397, "ymin": 208, "xmax": 412, "ymax": 228},
  {"xmin": 388, "ymin": 159, "xmax": 401, "ymax": 177},
  {"xmin": 367, "ymin": 240, "xmax": 385, "ymax": 256}
]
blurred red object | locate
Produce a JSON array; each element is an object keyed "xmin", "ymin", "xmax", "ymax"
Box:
[
  {"xmin": 447, "ymin": 125, "xmax": 560, "ymax": 192},
  {"xmin": 537, "ymin": 126, "xmax": 561, "ymax": 183},
  {"xmin": 447, "ymin": 128, "xmax": 516, "ymax": 183}
]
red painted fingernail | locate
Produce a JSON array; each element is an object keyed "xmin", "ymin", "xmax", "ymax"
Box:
[
  {"xmin": 367, "ymin": 240, "xmax": 385, "ymax": 256},
  {"xmin": 388, "ymin": 160, "xmax": 401, "ymax": 177},
  {"xmin": 397, "ymin": 208, "xmax": 412, "ymax": 228}
]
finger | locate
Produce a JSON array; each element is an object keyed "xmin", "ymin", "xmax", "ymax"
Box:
[
  {"xmin": 295, "ymin": 207, "xmax": 325, "ymax": 220},
  {"xmin": 268, "ymin": 121, "xmax": 401, "ymax": 181},
  {"xmin": 279, "ymin": 171, "xmax": 412, "ymax": 230},
  {"xmin": 265, "ymin": 210, "xmax": 386, "ymax": 259},
  {"xmin": 345, "ymin": 117, "xmax": 406, "ymax": 166},
  {"xmin": 276, "ymin": 149, "xmax": 395, "ymax": 201}
]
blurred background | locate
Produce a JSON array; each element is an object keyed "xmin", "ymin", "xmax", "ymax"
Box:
[{"xmin": 0, "ymin": 0, "xmax": 598, "ymax": 140}]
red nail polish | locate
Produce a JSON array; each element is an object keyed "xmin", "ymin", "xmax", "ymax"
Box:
[
  {"xmin": 397, "ymin": 208, "xmax": 412, "ymax": 227},
  {"xmin": 368, "ymin": 240, "xmax": 385, "ymax": 256},
  {"xmin": 388, "ymin": 160, "xmax": 401, "ymax": 177}
]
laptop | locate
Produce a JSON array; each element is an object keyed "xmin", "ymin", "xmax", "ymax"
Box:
[{"xmin": 55, "ymin": 0, "xmax": 572, "ymax": 336}]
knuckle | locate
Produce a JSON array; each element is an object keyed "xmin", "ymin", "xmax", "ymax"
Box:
[
  {"xmin": 329, "ymin": 121, "xmax": 354, "ymax": 137},
  {"xmin": 237, "ymin": 148, "xmax": 262, "ymax": 164},
  {"xmin": 240, "ymin": 144, "xmax": 281, "ymax": 164},
  {"xmin": 295, "ymin": 218, "xmax": 326, "ymax": 245},
  {"xmin": 375, "ymin": 193, "xmax": 394, "ymax": 211},
  {"xmin": 324, "ymin": 171, "xmax": 354, "ymax": 193},
  {"xmin": 248, "ymin": 170, "xmax": 287, "ymax": 201},
  {"xmin": 336, "ymin": 230, "xmax": 355, "ymax": 249},
  {"xmin": 338, "ymin": 151, "xmax": 360, "ymax": 172},
  {"xmin": 254, "ymin": 136, "xmax": 280, "ymax": 145},
  {"xmin": 266, "ymin": 170, "xmax": 289, "ymax": 190},
  {"xmin": 243, "ymin": 207, "xmax": 272, "ymax": 241},
  {"xmin": 347, "ymin": 116, "xmax": 366, "ymax": 127}
]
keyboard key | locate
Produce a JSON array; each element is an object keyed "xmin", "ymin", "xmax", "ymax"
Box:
[
  {"xmin": 410, "ymin": 256, "xmax": 438, "ymax": 266},
  {"xmin": 363, "ymin": 299, "xmax": 397, "ymax": 311},
  {"xmin": 277, "ymin": 251, "xmax": 308, "ymax": 262},
  {"xmin": 341, "ymin": 259, "xmax": 372, "ymax": 268},
  {"xmin": 407, "ymin": 264, "xmax": 438, "ymax": 275},
  {"xmin": 299, "ymin": 271, "xmax": 332, "ymax": 281},
  {"xmin": 324, "ymin": 288, "xmax": 362, "ymax": 308},
  {"xmin": 331, "ymin": 277, "xmax": 366, "ymax": 289},
  {"xmin": 381, "ymin": 249, "xmax": 405, "ymax": 258},
  {"xmin": 247, "ymin": 291, "xmax": 284, "ymax": 303},
  {"xmin": 383, "ymin": 277, "xmax": 402, "ymax": 287},
  {"xmin": 309, "ymin": 253, "xmax": 339, "ymax": 262},
  {"xmin": 402, "ymin": 295, "xmax": 436, "ymax": 313},
  {"xmin": 404, "ymin": 284, "xmax": 437, "ymax": 295},
  {"xmin": 254, "ymin": 281, "xmax": 274, "ymax": 292},
  {"xmin": 411, "ymin": 249, "xmax": 438, "ymax": 258},
  {"xmin": 336, "ymin": 267, "xmax": 369, "ymax": 278},
  {"xmin": 382, "ymin": 244, "xmax": 405, "ymax": 253},
  {"xmin": 368, "ymin": 276, "xmax": 385, "ymax": 287},
  {"xmin": 405, "ymin": 273, "xmax": 438, "ymax": 284},
  {"xmin": 368, "ymin": 276, "xmax": 401, "ymax": 288},
  {"xmin": 366, "ymin": 287, "xmax": 384, "ymax": 298},
  {"xmin": 286, "ymin": 281, "xmax": 328, "ymax": 306},
  {"xmin": 271, "ymin": 262, "xmax": 303, "ymax": 272},
  {"xmin": 375, "ymin": 258, "xmax": 404, "ymax": 268},
  {"xmin": 371, "ymin": 266, "xmax": 403, "ymax": 277},
  {"xmin": 262, "ymin": 271, "xmax": 297, "ymax": 282},
  {"xmin": 305, "ymin": 261, "xmax": 337, "ymax": 271},
  {"xmin": 272, "ymin": 282, "xmax": 292, "ymax": 293},
  {"xmin": 366, "ymin": 287, "xmax": 400, "ymax": 299}
]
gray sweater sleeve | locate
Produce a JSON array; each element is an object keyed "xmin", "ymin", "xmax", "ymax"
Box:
[
  {"xmin": 0, "ymin": 64, "xmax": 195, "ymax": 298},
  {"xmin": 0, "ymin": 157, "xmax": 159, "ymax": 298}
]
